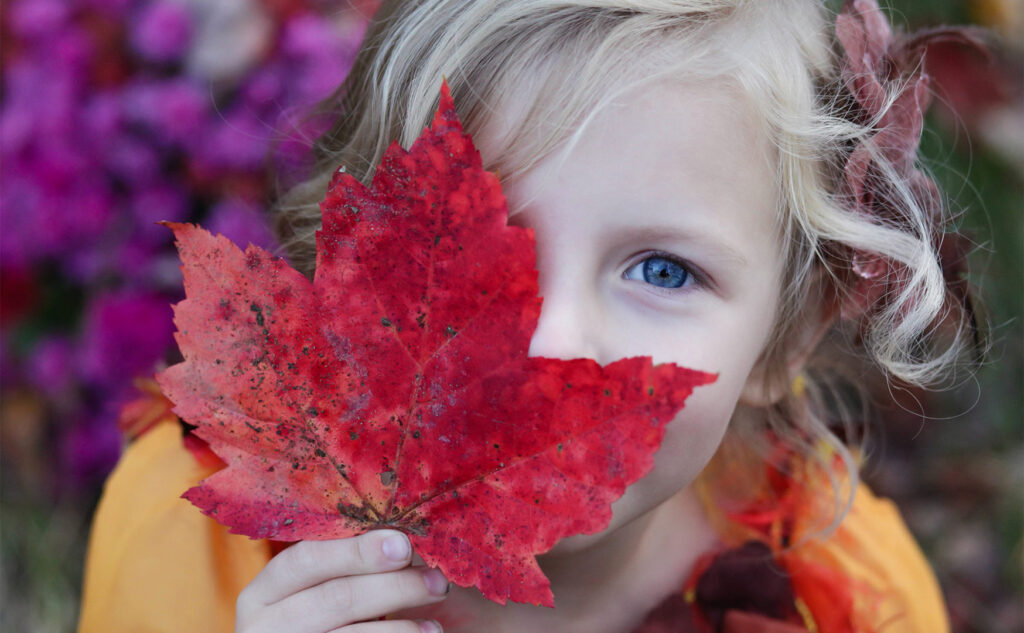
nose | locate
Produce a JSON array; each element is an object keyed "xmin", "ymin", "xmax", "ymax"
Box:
[{"xmin": 526, "ymin": 282, "xmax": 602, "ymax": 361}]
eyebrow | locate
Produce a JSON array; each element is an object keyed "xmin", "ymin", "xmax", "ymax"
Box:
[{"xmin": 609, "ymin": 224, "xmax": 750, "ymax": 267}]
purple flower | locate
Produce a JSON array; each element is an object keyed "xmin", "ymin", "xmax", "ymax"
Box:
[
  {"xmin": 129, "ymin": 181, "xmax": 189, "ymax": 242},
  {"xmin": 281, "ymin": 14, "xmax": 343, "ymax": 60},
  {"xmin": 28, "ymin": 336, "xmax": 76, "ymax": 398},
  {"xmin": 280, "ymin": 15, "xmax": 360, "ymax": 105},
  {"xmin": 122, "ymin": 78, "xmax": 209, "ymax": 147},
  {"xmin": 102, "ymin": 133, "xmax": 161, "ymax": 184},
  {"xmin": 206, "ymin": 198, "xmax": 278, "ymax": 251},
  {"xmin": 46, "ymin": 182, "xmax": 116, "ymax": 266},
  {"xmin": 7, "ymin": 0, "xmax": 69, "ymax": 41},
  {"xmin": 115, "ymin": 238, "xmax": 178, "ymax": 288},
  {"xmin": 0, "ymin": 1, "xmax": 378, "ymax": 499},
  {"xmin": 82, "ymin": 92, "xmax": 123, "ymax": 143},
  {"xmin": 52, "ymin": 24, "xmax": 96, "ymax": 73},
  {"xmin": 57, "ymin": 414, "xmax": 123, "ymax": 493},
  {"xmin": 242, "ymin": 67, "xmax": 285, "ymax": 108},
  {"xmin": 0, "ymin": 169, "xmax": 40, "ymax": 268},
  {"xmin": 0, "ymin": 62, "xmax": 76, "ymax": 154},
  {"xmin": 193, "ymin": 107, "xmax": 272, "ymax": 171},
  {"xmin": 131, "ymin": 0, "xmax": 194, "ymax": 64},
  {"xmin": 78, "ymin": 290, "xmax": 175, "ymax": 390}
]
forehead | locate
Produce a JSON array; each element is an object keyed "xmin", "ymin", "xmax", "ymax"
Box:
[{"xmin": 479, "ymin": 77, "xmax": 781, "ymax": 264}]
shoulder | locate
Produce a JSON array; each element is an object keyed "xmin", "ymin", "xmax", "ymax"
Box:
[
  {"xmin": 671, "ymin": 450, "xmax": 949, "ymax": 633},
  {"xmin": 784, "ymin": 480, "xmax": 949, "ymax": 633},
  {"xmin": 78, "ymin": 382, "xmax": 273, "ymax": 633}
]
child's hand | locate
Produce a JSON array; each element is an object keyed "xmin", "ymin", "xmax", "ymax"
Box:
[{"xmin": 235, "ymin": 530, "xmax": 449, "ymax": 633}]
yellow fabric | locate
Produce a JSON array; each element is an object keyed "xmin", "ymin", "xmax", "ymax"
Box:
[
  {"xmin": 78, "ymin": 418, "xmax": 948, "ymax": 633},
  {"xmin": 78, "ymin": 419, "xmax": 271, "ymax": 633},
  {"xmin": 792, "ymin": 483, "xmax": 949, "ymax": 633}
]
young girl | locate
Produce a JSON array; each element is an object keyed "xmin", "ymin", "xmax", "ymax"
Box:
[{"xmin": 78, "ymin": 1, "xmax": 981, "ymax": 632}]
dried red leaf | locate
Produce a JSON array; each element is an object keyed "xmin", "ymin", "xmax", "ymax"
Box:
[
  {"xmin": 834, "ymin": 0, "xmax": 985, "ymax": 323},
  {"xmin": 157, "ymin": 83, "xmax": 714, "ymax": 606}
]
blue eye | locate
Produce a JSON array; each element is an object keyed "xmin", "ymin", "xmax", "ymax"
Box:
[{"xmin": 624, "ymin": 255, "xmax": 692, "ymax": 289}]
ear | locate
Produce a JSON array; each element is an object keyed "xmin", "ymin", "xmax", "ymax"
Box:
[{"xmin": 738, "ymin": 267, "xmax": 837, "ymax": 407}]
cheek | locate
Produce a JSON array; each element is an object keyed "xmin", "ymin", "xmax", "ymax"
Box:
[{"xmin": 639, "ymin": 375, "xmax": 743, "ymax": 501}]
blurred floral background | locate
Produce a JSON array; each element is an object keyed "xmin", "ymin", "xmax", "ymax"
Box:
[{"xmin": 0, "ymin": 0, "xmax": 1020, "ymax": 631}]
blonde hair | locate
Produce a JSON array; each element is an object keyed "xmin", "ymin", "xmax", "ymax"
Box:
[{"xmin": 273, "ymin": 0, "xmax": 979, "ymax": 529}]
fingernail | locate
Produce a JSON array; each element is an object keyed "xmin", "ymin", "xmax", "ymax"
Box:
[
  {"xmin": 422, "ymin": 568, "xmax": 450, "ymax": 596},
  {"xmin": 418, "ymin": 620, "xmax": 442, "ymax": 633},
  {"xmin": 381, "ymin": 533, "xmax": 410, "ymax": 561}
]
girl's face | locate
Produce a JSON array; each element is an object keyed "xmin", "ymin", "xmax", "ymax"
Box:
[{"xmin": 481, "ymin": 78, "xmax": 787, "ymax": 548}]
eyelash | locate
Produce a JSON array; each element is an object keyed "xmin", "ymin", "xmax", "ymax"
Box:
[{"xmin": 622, "ymin": 251, "xmax": 707, "ymax": 293}]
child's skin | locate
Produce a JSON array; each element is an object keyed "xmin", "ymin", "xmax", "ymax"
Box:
[{"xmin": 235, "ymin": 75, "xmax": 825, "ymax": 633}]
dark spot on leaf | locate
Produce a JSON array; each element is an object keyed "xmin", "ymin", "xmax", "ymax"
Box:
[
  {"xmin": 380, "ymin": 470, "xmax": 395, "ymax": 486},
  {"xmin": 244, "ymin": 421, "xmax": 263, "ymax": 433},
  {"xmin": 557, "ymin": 443, "xmax": 563, "ymax": 453},
  {"xmin": 412, "ymin": 430, "xmax": 421, "ymax": 439},
  {"xmin": 381, "ymin": 317, "xmax": 392, "ymax": 327},
  {"xmin": 434, "ymin": 235, "xmax": 441, "ymax": 245},
  {"xmin": 349, "ymin": 431, "xmax": 359, "ymax": 440},
  {"xmin": 307, "ymin": 407, "xmax": 318, "ymax": 417},
  {"xmin": 648, "ymin": 386, "xmax": 654, "ymax": 395},
  {"xmin": 603, "ymin": 389, "xmax": 611, "ymax": 396},
  {"xmin": 250, "ymin": 303, "xmax": 264, "ymax": 327},
  {"xmin": 445, "ymin": 325, "xmax": 456, "ymax": 337},
  {"xmin": 314, "ymin": 448, "xmax": 326, "ymax": 458},
  {"xmin": 493, "ymin": 443, "xmax": 499, "ymax": 449},
  {"xmin": 283, "ymin": 518, "xmax": 293, "ymax": 526}
]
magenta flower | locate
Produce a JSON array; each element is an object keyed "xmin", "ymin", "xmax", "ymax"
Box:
[
  {"xmin": 0, "ymin": 0, "xmax": 378, "ymax": 495},
  {"xmin": 7, "ymin": 0, "xmax": 69, "ymax": 40},
  {"xmin": 130, "ymin": 1, "xmax": 194, "ymax": 63},
  {"xmin": 78, "ymin": 291, "xmax": 175, "ymax": 390},
  {"xmin": 206, "ymin": 198, "xmax": 278, "ymax": 251}
]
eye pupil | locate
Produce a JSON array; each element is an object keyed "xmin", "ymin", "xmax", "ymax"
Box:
[{"xmin": 642, "ymin": 257, "xmax": 688, "ymax": 288}]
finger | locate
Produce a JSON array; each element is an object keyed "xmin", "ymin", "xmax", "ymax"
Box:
[
  {"xmin": 258, "ymin": 566, "xmax": 450, "ymax": 633},
  {"xmin": 328, "ymin": 620, "xmax": 442, "ymax": 633},
  {"xmin": 241, "ymin": 531, "xmax": 413, "ymax": 607}
]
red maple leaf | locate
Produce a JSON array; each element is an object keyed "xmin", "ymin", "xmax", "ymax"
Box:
[{"xmin": 157, "ymin": 83, "xmax": 716, "ymax": 606}]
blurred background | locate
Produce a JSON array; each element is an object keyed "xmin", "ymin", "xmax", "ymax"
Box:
[{"xmin": 0, "ymin": 1, "xmax": 1020, "ymax": 631}]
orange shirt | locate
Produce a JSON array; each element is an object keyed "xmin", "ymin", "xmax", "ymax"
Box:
[{"xmin": 78, "ymin": 415, "xmax": 949, "ymax": 633}]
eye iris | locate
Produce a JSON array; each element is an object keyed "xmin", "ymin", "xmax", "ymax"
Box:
[{"xmin": 642, "ymin": 257, "xmax": 687, "ymax": 288}]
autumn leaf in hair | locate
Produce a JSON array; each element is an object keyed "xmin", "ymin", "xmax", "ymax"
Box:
[
  {"xmin": 156, "ymin": 82, "xmax": 715, "ymax": 607},
  {"xmin": 835, "ymin": 0, "xmax": 987, "ymax": 317}
]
